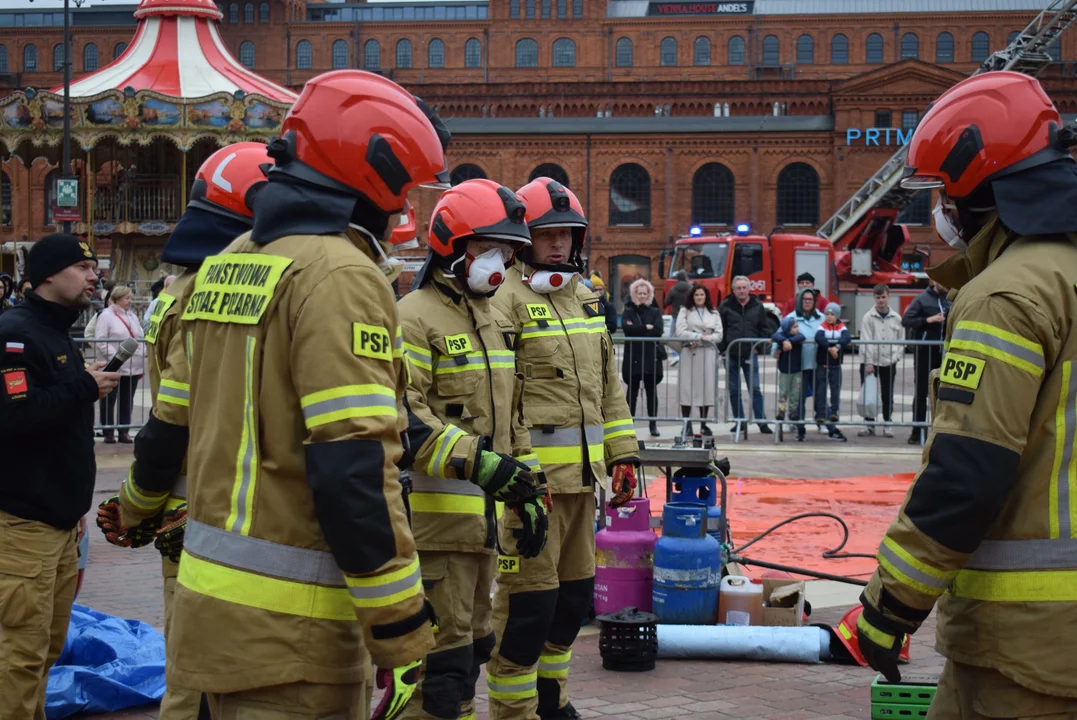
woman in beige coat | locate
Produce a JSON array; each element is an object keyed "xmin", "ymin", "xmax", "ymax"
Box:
[{"xmin": 675, "ymin": 283, "xmax": 723, "ymax": 435}]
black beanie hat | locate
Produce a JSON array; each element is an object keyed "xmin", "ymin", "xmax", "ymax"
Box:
[
  {"xmin": 796, "ymin": 272, "xmax": 815, "ymax": 284},
  {"xmin": 28, "ymin": 233, "xmax": 96, "ymax": 288}
]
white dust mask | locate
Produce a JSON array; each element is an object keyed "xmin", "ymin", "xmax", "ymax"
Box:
[
  {"xmin": 528, "ymin": 270, "xmax": 576, "ymax": 294},
  {"xmin": 932, "ymin": 199, "xmax": 966, "ymax": 251},
  {"xmin": 466, "ymin": 249, "xmax": 508, "ymax": 294}
]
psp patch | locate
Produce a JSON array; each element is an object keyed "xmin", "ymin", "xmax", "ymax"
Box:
[
  {"xmin": 526, "ymin": 304, "xmax": 551, "ymax": 321},
  {"xmin": 353, "ymin": 323, "xmax": 393, "ymax": 362},
  {"xmin": 443, "ymin": 333, "xmax": 473, "ymax": 355},
  {"xmin": 940, "ymin": 353, "xmax": 985, "ymax": 389},
  {"xmin": 4, "ymin": 370, "xmax": 27, "ymax": 397},
  {"xmin": 498, "ymin": 555, "xmax": 520, "ymax": 573}
]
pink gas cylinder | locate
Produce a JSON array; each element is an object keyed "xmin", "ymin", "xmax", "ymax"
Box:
[{"xmin": 594, "ymin": 498, "xmax": 658, "ymax": 614}]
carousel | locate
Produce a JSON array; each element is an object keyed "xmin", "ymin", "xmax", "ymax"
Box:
[{"xmin": 0, "ymin": 0, "xmax": 296, "ymax": 287}]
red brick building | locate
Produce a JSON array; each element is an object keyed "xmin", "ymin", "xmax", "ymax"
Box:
[{"xmin": 3, "ymin": 0, "xmax": 1076, "ymax": 307}]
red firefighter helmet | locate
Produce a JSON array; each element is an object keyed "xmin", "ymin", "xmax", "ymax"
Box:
[
  {"xmin": 268, "ymin": 70, "xmax": 450, "ymax": 213},
  {"xmin": 427, "ymin": 179, "xmax": 531, "ymax": 267},
  {"xmin": 516, "ymin": 177, "xmax": 587, "ymax": 268},
  {"xmin": 901, "ymin": 71, "xmax": 1069, "ymax": 199},
  {"xmin": 188, "ymin": 141, "xmax": 272, "ymax": 222},
  {"xmin": 834, "ymin": 605, "xmax": 911, "ymax": 666},
  {"xmin": 391, "ymin": 200, "xmax": 418, "ymax": 248}
]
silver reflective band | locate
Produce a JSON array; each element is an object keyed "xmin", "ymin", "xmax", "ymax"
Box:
[
  {"xmin": 301, "ymin": 393, "xmax": 395, "ymax": 422},
  {"xmin": 530, "ymin": 426, "xmax": 603, "ymax": 447},
  {"xmin": 488, "ymin": 678, "xmax": 537, "ymax": 694},
  {"xmin": 184, "ymin": 519, "xmax": 346, "ymax": 587},
  {"xmin": 950, "ymin": 328, "xmax": 1045, "ymax": 371},
  {"xmin": 966, "ymin": 538, "xmax": 1077, "ymax": 571},
  {"xmin": 158, "ymin": 384, "xmax": 189, "ymax": 402},
  {"xmin": 410, "ymin": 473, "xmax": 486, "ymax": 497},
  {"xmin": 878, "ymin": 540, "xmax": 951, "ymax": 591},
  {"xmin": 1057, "ymin": 362, "xmax": 1077, "ymax": 538},
  {"xmin": 538, "ymin": 659, "xmax": 570, "ymax": 672},
  {"xmin": 172, "ymin": 475, "xmax": 188, "ymax": 500},
  {"xmin": 436, "ymin": 355, "xmax": 487, "ymax": 370},
  {"xmin": 348, "ymin": 562, "xmax": 421, "ymax": 601}
]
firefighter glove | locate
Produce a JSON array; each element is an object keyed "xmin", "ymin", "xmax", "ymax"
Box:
[
  {"xmin": 154, "ymin": 503, "xmax": 188, "ymax": 562},
  {"xmin": 370, "ymin": 659, "xmax": 423, "ymax": 720},
  {"xmin": 474, "ymin": 450, "xmax": 538, "ymax": 504},
  {"xmin": 511, "ymin": 490, "xmax": 549, "ymax": 559},
  {"xmin": 609, "ymin": 462, "xmax": 638, "ymax": 508},
  {"xmin": 96, "ymin": 496, "xmax": 159, "ymax": 549},
  {"xmin": 856, "ymin": 609, "xmax": 904, "ymax": 683}
]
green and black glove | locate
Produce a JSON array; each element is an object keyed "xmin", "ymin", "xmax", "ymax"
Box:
[
  {"xmin": 511, "ymin": 489, "xmax": 549, "ymax": 559},
  {"xmin": 371, "ymin": 659, "xmax": 423, "ymax": 720},
  {"xmin": 473, "ymin": 450, "xmax": 538, "ymax": 504},
  {"xmin": 856, "ymin": 605, "xmax": 907, "ymax": 683},
  {"xmin": 154, "ymin": 503, "xmax": 187, "ymax": 562}
]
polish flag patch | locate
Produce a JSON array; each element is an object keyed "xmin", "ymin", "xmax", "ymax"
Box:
[
  {"xmin": 5, "ymin": 342, "xmax": 24, "ymax": 354},
  {"xmin": 4, "ymin": 371, "xmax": 27, "ymax": 395}
]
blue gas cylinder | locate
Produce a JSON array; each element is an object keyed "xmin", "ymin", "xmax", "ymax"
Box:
[
  {"xmin": 671, "ymin": 469, "xmax": 723, "ymax": 542},
  {"xmin": 652, "ymin": 502, "xmax": 721, "ymax": 625}
]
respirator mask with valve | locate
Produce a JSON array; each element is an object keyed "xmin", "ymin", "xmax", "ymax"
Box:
[
  {"xmin": 526, "ymin": 269, "xmax": 576, "ymax": 294},
  {"xmin": 447, "ymin": 243, "xmax": 516, "ymax": 296},
  {"xmin": 347, "ymin": 223, "xmax": 405, "ymax": 283}
]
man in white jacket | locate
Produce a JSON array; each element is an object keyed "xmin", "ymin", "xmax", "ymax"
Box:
[{"xmin": 858, "ymin": 284, "xmax": 904, "ymax": 437}]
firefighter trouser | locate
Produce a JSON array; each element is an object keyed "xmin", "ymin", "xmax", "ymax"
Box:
[
  {"xmin": 207, "ymin": 681, "xmax": 370, "ymax": 720},
  {"xmin": 0, "ymin": 509, "xmax": 79, "ymax": 720},
  {"xmin": 486, "ymin": 492, "xmax": 596, "ymax": 720},
  {"xmin": 401, "ymin": 551, "xmax": 496, "ymax": 720},
  {"xmin": 927, "ymin": 661, "xmax": 1077, "ymax": 720},
  {"xmin": 160, "ymin": 556, "xmax": 211, "ymax": 720}
]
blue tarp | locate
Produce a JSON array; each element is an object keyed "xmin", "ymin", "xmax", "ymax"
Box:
[{"xmin": 45, "ymin": 604, "xmax": 165, "ymax": 719}]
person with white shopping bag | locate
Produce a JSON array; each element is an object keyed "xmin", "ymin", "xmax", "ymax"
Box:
[{"xmin": 857, "ymin": 284, "xmax": 904, "ymax": 437}]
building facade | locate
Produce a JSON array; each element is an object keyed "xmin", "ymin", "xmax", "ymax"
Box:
[{"xmin": 3, "ymin": 0, "xmax": 1076, "ymax": 306}]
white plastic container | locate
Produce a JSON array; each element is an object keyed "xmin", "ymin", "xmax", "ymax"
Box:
[{"xmin": 717, "ymin": 575, "xmax": 763, "ymax": 626}]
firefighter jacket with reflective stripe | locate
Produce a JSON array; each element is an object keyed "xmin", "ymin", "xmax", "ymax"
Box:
[
  {"xmin": 492, "ymin": 266, "xmax": 638, "ymax": 495},
  {"xmin": 399, "ymin": 274, "xmax": 531, "ymax": 554},
  {"xmin": 863, "ymin": 218, "xmax": 1077, "ymax": 698},
  {"xmin": 120, "ymin": 272, "xmax": 196, "ymax": 530},
  {"xmin": 166, "ymin": 231, "xmax": 433, "ymax": 694}
]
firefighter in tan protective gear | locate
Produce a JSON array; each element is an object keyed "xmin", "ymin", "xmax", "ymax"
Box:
[
  {"xmin": 857, "ymin": 72, "xmax": 1077, "ymax": 719},
  {"xmin": 95, "ymin": 141, "xmax": 273, "ymax": 720},
  {"xmin": 397, "ymin": 179, "xmax": 549, "ymax": 720},
  {"xmin": 155, "ymin": 71, "xmax": 450, "ymax": 720},
  {"xmin": 486, "ymin": 178, "xmax": 640, "ymax": 720}
]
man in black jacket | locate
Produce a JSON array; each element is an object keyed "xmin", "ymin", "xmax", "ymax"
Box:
[
  {"xmin": 719, "ymin": 275, "xmax": 772, "ymax": 435},
  {"xmin": 901, "ymin": 280, "xmax": 950, "ymax": 444},
  {"xmin": 0, "ymin": 233, "xmax": 119, "ymax": 719}
]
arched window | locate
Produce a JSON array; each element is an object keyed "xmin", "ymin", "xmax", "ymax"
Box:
[
  {"xmin": 866, "ymin": 33, "xmax": 884, "ymax": 64},
  {"xmin": 23, "ymin": 45, "xmax": 38, "ymax": 72},
  {"xmin": 396, "ymin": 39, "xmax": 413, "ymax": 69},
  {"xmin": 541, "ymin": 0, "xmax": 551, "ymax": 19},
  {"xmin": 936, "ymin": 32, "xmax": 954, "ymax": 63},
  {"xmin": 239, "ymin": 41, "xmax": 256, "ymax": 69},
  {"xmin": 776, "ymin": 163, "xmax": 820, "ymax": 226},
  {"xmin": 901, "ymin": 32, "xmax": 919, "ymax": 60},
  {"xmin": 762, "ymin": 35, "xmax": 779, "ymax": 66},
  {"xmin": 83, "ymin": 43, "xmax": 99, "ymax": 72},
  {"xmin": 1, "ymin": 172, "xmax": 12, "ymax": 227},
  {"xmin": 228, "ymin": 3, "xmax": 238, "ymax": 23},
  {"xmin": 796, "ymin": 34, "xmax": 814, "ymax": 64},
  {"xmin": 296, "ymin": 40, "xmax": 313, "ymax": 69},
  {"xmin": 0, "ymin": 45, "xmax": 7, "ymax": 74},
  {"xmin": 244, "ymin": 3, "xmax": 254, "ymax": 23},
  {"xmin": 450, "ymin": 164, "xmax": 487, "ymax": 186},
  {"xmin": 609, "ymin": 163, "xmax": 651, "ymax": 226},
  {"xmin": 526, "ymin": 0, "xmax": 535, "ymax": 18},
  {"xmin": 330, "ymin": 40, "xmax": 347, "ymax": 69},
  {"xmin": 44, "ymin": 170, "xmax": 60, "ymax": 226},
  {"xmin": 530, "ymin": 163, "xmax": 570, "ymax": 187},
  {"xmin": 465, "ymin": 38, "xmax": 482, "ymax": 68},
  {"xmin": 660, "ymin": 37, "xmax": 677, "ymax": 66},
  {"xmin": 428, "ymin": 38, "xmax": 445, "ymax": 68},
  {"xmin": 971, "ymin": 31, "xmax": 990, "ymax": 62},
  {"xmin": 510, "ymin": 0, "xmax": 520, "ymax": 19},
  {"xmin": 516, "ymin": 38, "xmax": 538, "ymax": 68},
  {"xmin": 1008, "ymin": 30, "xmax": 1021, "ymax": 46},
  {"xmin": 615, "ymin": 37, "xmax": 633, "ymax": 67},
  {"xmin": 694, "ymin": 37, "xmax": 711, "ymax": 66},
  {"xmin": 557, "ymin": 0, "xmax": 567, "ymax": 19},
  {"xmin": 896, "ymin": 190, "xmax": 931, "ymax": 226},
  {"xmin": 691, "ymin": 163, "xmax": 735, "ymax": 226},
  {"xmin": 113, "ymin": 42, "xmax": 127, "ymax": 59},
  {"xmin": 364, "ymin": 39, "xmax": 380, "ymax": 69},
  {"xmin": 53, "ymin": 43, "xmax": 64, "ymax": 72},
  {"xmin": 259, "ymin": 2, "xmax": 269, "ymax": 22},
  {"xmin": 831, "ymin": 34, "xmax": 848, "ymax": 63},
  {"xmin": 553, "ymin": 38, "xmax": 576, "ymax": 67},
  {"xmin": 574, "ymin": 0, "xmax": 583, "ymax": 18},
  {"xmin": 728, "ymin": 35, "xmax": 745, "ymax": 65}
]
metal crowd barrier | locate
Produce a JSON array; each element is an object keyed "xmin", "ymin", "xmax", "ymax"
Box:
[{"xmin": 73, "ymin": 336, "xmax": 152, "ymax": 434}]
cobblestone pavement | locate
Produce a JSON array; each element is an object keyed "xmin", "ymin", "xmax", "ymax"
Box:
[{"xmin": 78, "ymin": 441, "xmax": 934, "ymax": 720}]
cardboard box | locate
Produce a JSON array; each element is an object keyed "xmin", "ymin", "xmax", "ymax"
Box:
[{"xmin": 760, "ymin": 578, "xmax": 805, "ymax": 627}]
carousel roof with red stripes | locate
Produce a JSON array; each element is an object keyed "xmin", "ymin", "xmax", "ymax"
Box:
[{"xmin": 56, "ymin": 0, "xmax": 297, "ymax": 102}]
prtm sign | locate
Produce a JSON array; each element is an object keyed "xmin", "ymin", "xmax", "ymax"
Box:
[{"xmin": 846, "ymin": 128, "xmax": 915, "ymax": 146}]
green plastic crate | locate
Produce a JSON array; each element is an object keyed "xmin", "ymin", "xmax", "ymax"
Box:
[
  {"xmin": 870, "ymin": 674, "xmax": 938, "ymax": 706},
  {"xmin": 871, "ymin": 703, "xmax": 930, "ymax": 720}
]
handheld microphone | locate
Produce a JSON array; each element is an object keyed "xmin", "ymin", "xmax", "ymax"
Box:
[{"xmin": 103, "ymin": 338, "xmax": 140, "ymax": 372}]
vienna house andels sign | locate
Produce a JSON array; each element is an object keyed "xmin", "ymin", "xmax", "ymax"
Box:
[{"xmin": 647, "ymin": 2, "xmax": 754, "ymax": 15}]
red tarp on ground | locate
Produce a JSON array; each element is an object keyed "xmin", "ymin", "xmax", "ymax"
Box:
[{"xmin": 643, "ymin": 473, "xmax": 916, "ymax": 580}]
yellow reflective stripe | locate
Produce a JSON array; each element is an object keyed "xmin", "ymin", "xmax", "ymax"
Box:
[
  {"xmin": 538, "ymin": 650, "xmax": 571, "ymax": 679},
  {"xmin": 177, "ymin": 551, "xmax": 354, "ymax": 621},
  {"xmin": 409, "ymin": 494, "xmax": 486, "ymax": 515},
  {"xmin": 950, "ymin": 320, "xmax": 1045, "ymax": 377},
  {"xmin": 837, "ymin": 622, "xmax": 853, "ymax": 641},
  {"xmin": 877, "ymin": 537, "xmax": 956, "ymax": 596},
  {"xmin": 487, "ymin": 672, "xmax": 538, "ymax": 700},
  {"xmin": 393, "ymin": 326, "xmax": 404, "ymax": 360},
  {"xmin": 158, "ymin": 378, "xmax": 190, "ymax": 407},
  {"xmin": 856, "ymin": 614, "xmax": 896, "ymax": 649},
  {"xmin": 300, "ymin": 384, "xmax": 398, "ymax": 430},
  {"xmin": 1051, "ymin": 362, "xmax": 1077, "ymax": 539},
  {"xmin": 226, "ymin": 336, "xmax": 259, "ymax": 536},
  {"xmin": 427, "ymin": 424, "xmax": 466, "ymax": 478},
  {"xmin": 603, "ymin": 418, "xmax": 636, "ymax": 441},
  {"xmin": 345, "ymin": 558, "xmax": 424, "ymax": 609},
  {"xmin": 403, "ymin": 342, "xmax": 433, "ymax": 371},
  {"xmin": 517, "ymin": 453, "xmax": 541, "ymax": 473},
  {"xmin": 532, "ymin": 443, "xmax": 603, "ymax": 466},
  {"xmin": 121, "ymin": 476, "xmax": 169, "ymax": 512},
  {"xmin": 952, "ymin": 569, "xmax": 1077, "ymax": 601}
]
